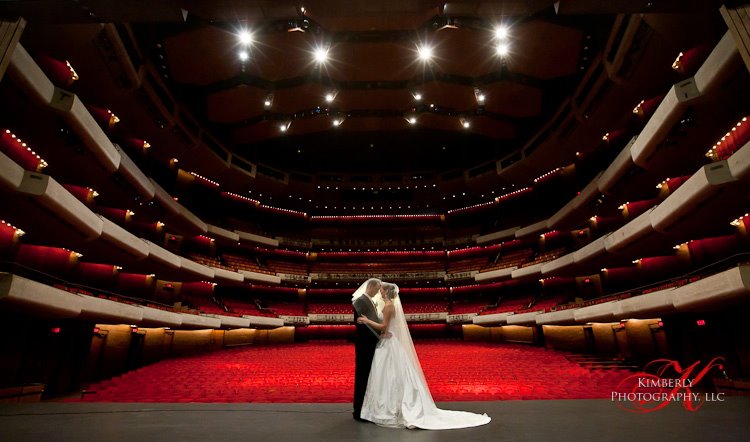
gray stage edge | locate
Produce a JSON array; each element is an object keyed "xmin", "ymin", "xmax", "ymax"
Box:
[{"xmin": 1, "ymin": 398, "xmax": 749, "ymax": 442}]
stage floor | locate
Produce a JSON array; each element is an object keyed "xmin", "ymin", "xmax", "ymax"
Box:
[{"xmin": 1, "ymin": 398, "xmax": 749, "ymax": 442}]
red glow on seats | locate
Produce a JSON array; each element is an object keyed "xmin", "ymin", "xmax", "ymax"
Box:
[
  {"xmin": 131, "ymin": 327, "xmax": 139, "ymax": 333},
  {"xmin": 70, "ymin": 342, "xmax": 633, "ymax": 403},
  {"xmin": 696, "ymin": 319, "xmax": 706, "ymax": 326},
  {"xmin": 50, "ymin": 327, "xmax": 61, "ymax": 334},
  {"xmin": 584, "ymin": 278, "xmax": 591, "ymax": 283},
  {"xmin": 93, "ymin": 327, "xmax": 100, "ymax": 334},
  {"xmin": 657, "ymin": 321, "xmax": 664, "ymax": 327},
  {"xmin": 619, "ymin": 322, "xmax": 626, "ymax": 329}
]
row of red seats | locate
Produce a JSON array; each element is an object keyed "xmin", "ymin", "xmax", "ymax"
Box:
[{"xmin": 71, "ymin": 342, "xmax": 632, "ymax": 403}]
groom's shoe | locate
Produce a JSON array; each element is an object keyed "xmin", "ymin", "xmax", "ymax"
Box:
[{"xmin": 353, "ymin": 412, "xmax": 367, "ymax": 422}]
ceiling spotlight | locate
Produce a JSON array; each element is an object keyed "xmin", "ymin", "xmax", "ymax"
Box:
[
  {"xmin": 325, "ymin": 92, "xmax": 335, "ymax": 103},
  {"xmin": 494, "ymin": 25, "xmax": 509, "ymax": 40},
  {"xmin": 461, "ymin": 118, "xmax": 471, "ymax": 129},
  {"xmin": 314, "ymin": 46, "xmax": 329, "ymax": 63},
  {"xmin": 414, "ymin": 92, "xmax": 423, "ymax": 101},
  {"xmin": 417, "ymin": 44, "xmax": 434, "ymax": 62},
  {"xmin": 407, "ymin": 116, "xmax": 417, "ymax": 125},
  {"xmin": 238, "ymin": 30, "xmax": 253, "ymax": 46},
  {"xmin": 279, "ymin": 122, "xmax": 290, "ymax": 132},
  {"xmin": 264, "ymin": 99, "xmax": 272, "ymax": 107},
  {"xmin": 332, "ymin": 119, "xmax": 342, "ymax": 127},
  {"xmin": 496, "ymin": 43, "xmax": 509, "ymax": 57},
  {"xmin": 238, "ymin": 50, "xmax": 249, "ymax": 61}
]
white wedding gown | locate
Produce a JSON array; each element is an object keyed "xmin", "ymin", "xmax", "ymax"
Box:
[{"xmin": 359, "ymin": 299, "xmax": 491, "ymax": 429}]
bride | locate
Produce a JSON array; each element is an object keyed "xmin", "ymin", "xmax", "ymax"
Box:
[{"xmin": 354, "ymin": 281, "xmax": 491, "ymax": 429}]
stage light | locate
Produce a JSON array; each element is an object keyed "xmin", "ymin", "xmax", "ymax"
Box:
[
  {"xmin": 238, "ymin": 30, "xmax": 253, "ymax": 46},
  {"xmin": 417, "ymin": 44, "xmax": 434, "ymax": 62},
  {"xmin": 494, "ymin": 25, "xmax": 509, "ymax": 40},
  {"xmin": 314, "ymin": 46, "xmax": 329, "ymax": 63},
  {"xmin": 496, "ymin": 43, "xmax": 509, "ymax": 57},
  {"xmin": 238, "ymin": 50, "xmax": 249, "ymax": 61}
]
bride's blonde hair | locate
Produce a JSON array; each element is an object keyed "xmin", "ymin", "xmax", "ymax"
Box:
[{"xmin": 381, "ymin": 282, "xmax": 399, "ymax": 300}]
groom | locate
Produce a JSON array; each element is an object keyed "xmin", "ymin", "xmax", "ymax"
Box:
[{"xmin": 352, "ymin": 278, "xmax": 382, "ymax": 421}]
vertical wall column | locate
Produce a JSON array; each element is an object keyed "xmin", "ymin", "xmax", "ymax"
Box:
[
  {"xmin": 0, "ymin": 17, "xmax": 26, "ymax": 82},
  {"xmin": 721, "ymin": 3, "xmax": 750, "ymax": 73}
]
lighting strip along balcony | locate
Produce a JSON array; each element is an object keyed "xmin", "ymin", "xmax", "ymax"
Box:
[
  {"xmin": 475, "ymin": 33, "xmax": 744, "ymax": 273},
  {"xmin": 16, "ymin": 171, "xmax": 104, "ymax": 240},
  {"xmin": 574, "ymin": 265, "xmax": 750, "ymax": 323},
  {"xmin": 0, "ymin": 154, "xmax": 249, "ymax": 286},
  {"xmin": 0, "ymin": 272, "xmax": 285, "ymax": 329},
  {"xmin": 9, "ymin": 45, "xmax": 120, "ymax": 172},
  {"xmin": 471, "ymin": 264, "xmax": 750, "ymax": 327}
]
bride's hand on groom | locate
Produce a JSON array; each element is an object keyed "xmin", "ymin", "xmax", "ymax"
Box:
[{"xmin": 357, "ymin": 315, "xmax": 369, "ymax": 325}]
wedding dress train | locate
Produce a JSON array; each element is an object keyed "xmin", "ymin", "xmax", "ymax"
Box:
[{"xmin": 359, "ymin": 297, "xmax": 491, "ymax": 430}]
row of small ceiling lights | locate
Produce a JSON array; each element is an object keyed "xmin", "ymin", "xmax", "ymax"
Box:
[
  {"xmin": 235, "ymin": 24, "xmax": 511, "ymax": 132},
  {"xmin": 235, "ymin": 24, "xmax": 510, "ymax": 65}
]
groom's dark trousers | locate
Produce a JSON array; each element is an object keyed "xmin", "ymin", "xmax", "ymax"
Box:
[{"xmin": 353, "ymin": 296, "xmax": 381, "ymax": 420}]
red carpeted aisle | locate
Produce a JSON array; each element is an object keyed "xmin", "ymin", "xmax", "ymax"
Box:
[{"xmin": 69, "ymin": 342, "xmax": 631, "ymax": 403}]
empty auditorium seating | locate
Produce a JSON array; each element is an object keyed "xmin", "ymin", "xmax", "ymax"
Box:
[
  {"xmin": 265, "ymin": 301, "xmax": 306, "ymax": 317},
  {"xmin": 449, "ymin": 299, "xmax": 492, "ymax": 315},
  {"xmin": 308, "ymin": 302, "xmax": 352, "ymax": 315},
  {"xmin": 266, "ymin": 259, "xmax": 308, "ymax": 275},
  {"xmin": 481, "ymin": 248, "xmax": 534, "ymax": 271},
  {"xmin": 519, "ymin": 247, "xmax": 568, "ymax": 268},
  {"xmin": 402, "ymin": 301, "xmax": 448, "ymax": 314},
  {"xmin": 70, "ymin": 342, "xmax": 632, "ymax": 402},
  {"xmin": 222, "ymin": 253, "xmax": 275, "ymax": 275}
]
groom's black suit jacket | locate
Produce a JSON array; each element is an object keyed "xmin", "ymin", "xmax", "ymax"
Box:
[{"xmin": 353, "ymin": 295, "xmax": 381, "ymax": 418}]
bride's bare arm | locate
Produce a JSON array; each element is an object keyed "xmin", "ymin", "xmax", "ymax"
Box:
[{"xmin": 357, "ymin": 303, "xmax": 394, "ymax": 333}]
